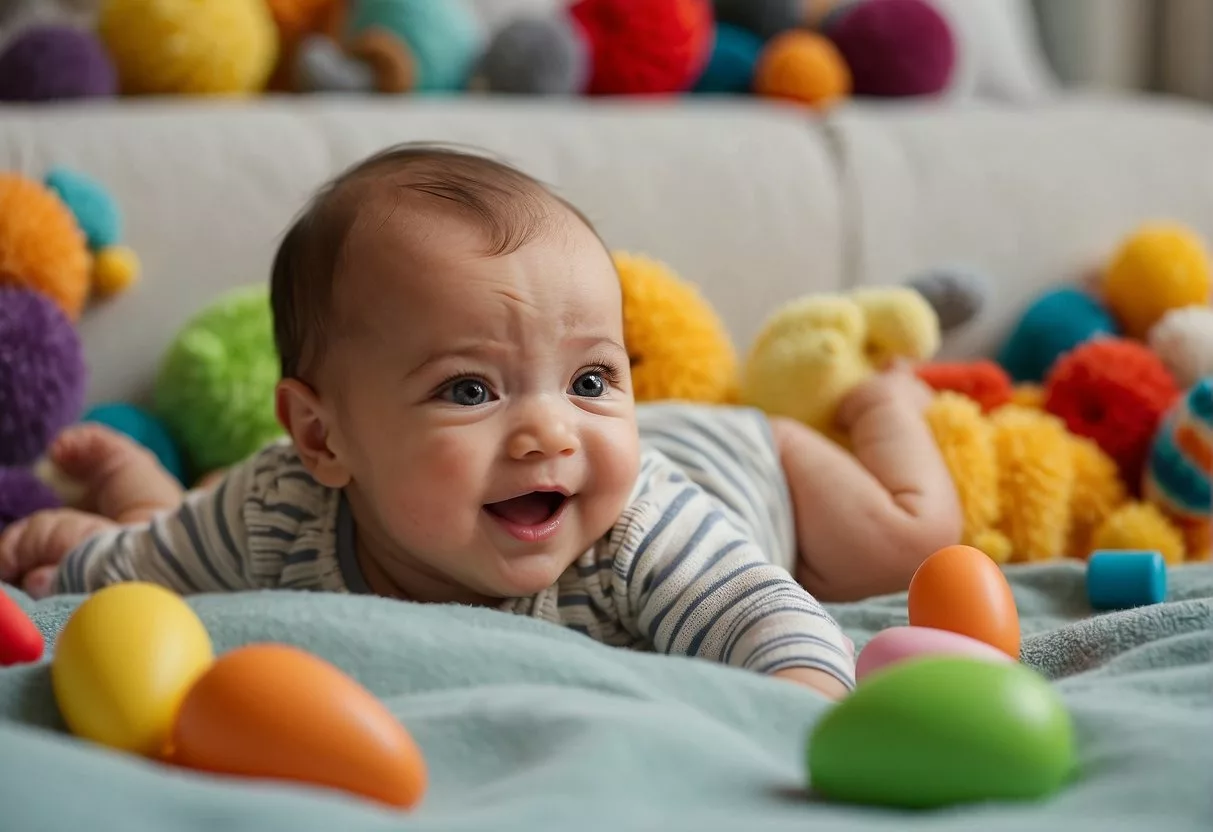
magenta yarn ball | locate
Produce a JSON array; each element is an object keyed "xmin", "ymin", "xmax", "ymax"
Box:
[
  {"xmin": 0, "ymin": 287, "xmax": 88, "ymax": 467},
  {"xmin": 0, "ymin": 468, "xmax": 62, "ymax": 534},
  {"xmin": 827, "ymin": 0, "xmax": 955, "ymax": 97},
  {"xmin": 0, "ymin": 25, "xmax": 118, "ymax": 102}
]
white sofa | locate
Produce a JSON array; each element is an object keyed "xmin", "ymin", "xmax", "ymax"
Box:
[{"xmin": 2, "ymin": 92, "xmax": 1212, "ymax": 407}]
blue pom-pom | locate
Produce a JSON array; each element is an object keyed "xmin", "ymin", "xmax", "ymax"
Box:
[
  {"xmin": 81, "ymin": 402, "xmax": 186, "ymax": 485},
  {"xmin": 44, "ymin": 166, "xmax": 122, "ymax": 250},
  {"xmin": 348, "ymin": 0, "xmax": 484, "ymax": 92},
  {"xmin": 997, "ymin": 287, "xmax": 1119, "ymax": 383},
  {"xmin": 694, "ymin": 23, "xmax": 763, "ymax": 94}
]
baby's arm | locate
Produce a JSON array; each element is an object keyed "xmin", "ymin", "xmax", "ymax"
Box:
[
  {"xmin": 1, "ymin": 457, "xmax": 258, "ymax": 598},
  {"xmin": 774, "ymin": 366, "xmax": 962, "ymax": 601},
  {"xmin": 613, "ymin": 462, "xmax": 855, "ymax": 698}
]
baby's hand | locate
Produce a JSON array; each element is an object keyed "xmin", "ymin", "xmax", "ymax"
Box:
[
  {"xmin": 772, "ymin": 667, "xmax": 851, "ymax": 701},
  {"xmin": 51, "ymin": 424, "xmax": 185, "ymax": 523},
  {"xmin": 0, "ymin": 509, "xmax": 117, "ymax": 598},
  {"xmin": 836, "ymin": 362, "xmax": 935, "ymax": 431}
]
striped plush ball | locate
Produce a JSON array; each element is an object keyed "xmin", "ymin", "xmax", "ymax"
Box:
[
  {"xmin": 1045, "ymin": 338, "xmax": 1181, "ymax": 490},
  {"xmin": 1144, "ymin": 378, "xmax": 1212, "ymax": 559},
  {"xmin": 0, "ymin": 286, "xmax": 88, "ymax": 467},
  {"xmin": 570, "ymin": 0, "xmax": 715, "ymax": 95}
]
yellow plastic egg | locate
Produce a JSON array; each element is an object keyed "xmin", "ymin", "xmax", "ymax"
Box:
[{"xmin": 52, "ymin": 582, "xmax": 214, "ymax": 758}]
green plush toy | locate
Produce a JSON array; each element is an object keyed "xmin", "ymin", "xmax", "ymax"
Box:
[{"xmin": 153, "ymin": 284, "xmax": 283, "ymax": 482}]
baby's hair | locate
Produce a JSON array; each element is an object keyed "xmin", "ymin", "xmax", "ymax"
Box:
[{"xmin": 270, "ymin": 142, "xmax": 598, "ymax": 381}]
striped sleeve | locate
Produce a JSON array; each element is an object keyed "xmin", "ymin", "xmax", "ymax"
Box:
[
  {"xmin": 55, "ymin": 452, "xmax": 262, "ymax": 595},
  {"xmin": 611, "ymin": 455, "xmax": 855, "ymax": 688}
]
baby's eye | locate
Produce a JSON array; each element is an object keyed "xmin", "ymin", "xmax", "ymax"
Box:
[
  {"xmin": 570, "ymin": 371, "xmax": 608, "ymax": 398},
  {"xmin": 441, "ymin": 378, "xmax": 495, "ymax": 406}
]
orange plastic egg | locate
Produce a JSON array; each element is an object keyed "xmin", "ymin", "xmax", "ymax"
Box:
[
  {"xmin": 908, "ymin": 545, "xmax": 1021, "ymax": 658},
  {"xmin": 168, "ymin": 644, "xmax": 427, "ymax": 809}
]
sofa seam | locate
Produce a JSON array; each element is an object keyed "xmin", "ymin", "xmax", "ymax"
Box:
[{"xmin": 819, "ymin": 113, "xmax": 865, "ymax": 293}]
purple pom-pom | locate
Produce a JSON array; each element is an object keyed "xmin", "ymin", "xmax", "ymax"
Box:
[
  {"xmin": 0, "ymin": 467, "xmax": 62, "ymax": 534},
  {"xmin": 0, "ymin": 25, "xmax": 118, "ymax": 102},
  {"xmin": 827, "ymin": 0, "xmax": 956, "ymax": 98},
  {"xmin": 0, "ymin": 287, "xmax": 88, "ymax": 467}
]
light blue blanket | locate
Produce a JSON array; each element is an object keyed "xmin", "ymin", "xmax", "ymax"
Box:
[{"xmin": 2, "ymin": 561, "xmax": 1211, "ymax": 832}]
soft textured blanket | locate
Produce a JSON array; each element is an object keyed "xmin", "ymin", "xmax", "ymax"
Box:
[{"xmin": 2, "ymin": 561, "xmax": 1211, "ymax": 832}]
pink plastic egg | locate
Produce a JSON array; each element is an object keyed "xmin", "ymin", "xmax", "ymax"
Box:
[{"xmin": 856, "ymin": 626, "xmax": 1015, "ymax": 682}]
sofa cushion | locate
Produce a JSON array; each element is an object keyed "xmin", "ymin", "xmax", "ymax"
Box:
[
  {"xmin": 0, "ymin": 98, "xmax": 845, "ymax": 405},
  {"xmin": 827, "ymin": 94, "xmax": 1213, "ymax": 360}
]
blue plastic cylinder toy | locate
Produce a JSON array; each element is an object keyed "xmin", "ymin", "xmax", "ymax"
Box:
[{"xmin": 1086, "ymin": 550, "xmax": 1167, "ymax": 611}]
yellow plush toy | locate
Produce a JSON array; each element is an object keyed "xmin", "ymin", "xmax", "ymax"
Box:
[
  {"xmin": 741, "ymin": 286, "xmax": 1180, "ymax": 564},
  {"xmin": 614, "ymin": 251, "xmax": 739, "ymax": 405},
  {"xmin": 740, "ymin": 286, "xmax": 939, "ymax": 441}
]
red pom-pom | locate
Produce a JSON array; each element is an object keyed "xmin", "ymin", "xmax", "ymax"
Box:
[
  {"xmin": 569, "ymin": 0, "xmax": 714, "ymax": 95},
  {"xmin": 917, "ymin": 360, "xmax": 1012, "ymax": 413},
  {"xmin": 1044, "ymin": 338, "xmax": 1181, "ymax": 489}
]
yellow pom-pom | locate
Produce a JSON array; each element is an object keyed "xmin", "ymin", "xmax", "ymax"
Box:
[
  {"xmin": 99, "ymin": 0, "xmax": 279, "ymax": 95},
  {"xmin": 0, "ymin": 173, "xmax": 90, "ymax": 320},
  {"xmin": 1009, "ymin": 383, "xmax": 1045, "ymax": 410},
  {"xmin": 92, "ymin": 245, "xmax": 140, "ymax": 297},
  {"xmin": 1066, "ymin": 434, "xmax": 1128, "ymax": 557},
  {"xmin": 613, "ymin": 251, "xmax": 738, "ymax": 406},
  {"xmin": 970, "ymin": 529, "xmax": 1014, "ymax": 565},
  {"xmin": 1090, "ymin": 502, "xmax": 1186, "ymax": 564},
  {"xmin": 925, "ymin": 392, "xmax": 1002, "ymax": 553},
  {"xmin": 1102, "ymin": 222, "xmax": 1212, "ymax": 339},
  {"xmin": 991, "ymin": 406, "xmax": 1076, "ymax": 562}
]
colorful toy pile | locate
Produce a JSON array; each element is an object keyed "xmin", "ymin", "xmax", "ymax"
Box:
[
  {"xmin": 810, "ymin": 544, "xmax": 1076, "ymax": 808},
  {"xmin": 1, "ymin": 0, "xmax": 960, "ymax": 107},
  {"xmin": 0, "ymin": 166, "xmax": 153, "ymax": 533},
  {"xmin": 1, "ymin": 581, "xmax": 426, "ymax": 808}
]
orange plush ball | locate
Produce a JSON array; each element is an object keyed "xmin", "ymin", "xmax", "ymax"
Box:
[
  {"xmin": 0, "ymin": 174, "xmax": 90, "ymax": 321},
  {"xmin": 1044, "ymin": 338, "xmax": 1181, "ymax": 489},
  {"xmin": 754, "ymin": 30, "xmax": 851, "ymax": 108}
]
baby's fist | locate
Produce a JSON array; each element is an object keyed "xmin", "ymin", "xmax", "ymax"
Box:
[
  {"xmin": 0, "ymin": 509, "xmax": 116, "ymax": 598},
  {"xmin": 837, "ymin": 364, "xmax": 935, "ymax": 429}
]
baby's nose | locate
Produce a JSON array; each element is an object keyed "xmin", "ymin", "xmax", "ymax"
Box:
[{"xmin": 507, "ymin": 410, "xmax": 579, "ymax": 460}]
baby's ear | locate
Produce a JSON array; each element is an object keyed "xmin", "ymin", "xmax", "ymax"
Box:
[
  {"xmin": 851, "ymin": 287, "xmax": 941, "ymax": 367},
  {"xmin": 275, "ymin": 379, "xmax": 351, "ymax": 489}
]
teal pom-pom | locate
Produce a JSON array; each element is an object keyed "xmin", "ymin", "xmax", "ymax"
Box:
[
  {"xmin": 82, "ymin": 402, "xmax": 186, "ymax": 484},
  {"xmin": 348, "ymin": 0, "xmax": 484, "ymax": 92},
  {"xmin": 694, "ymin": 23, "xmax": 763, "ymax": 93},
  {"xmin": 44, "ymin": 166, "xmax": 122, "ymax": 250},
  {"xmin": 998, "ymin": 287, "xmax": 1120, "ymax": 383},
  {"xmin": 153, "ymin": 285, "xmax": 283, "ymax": 478}
]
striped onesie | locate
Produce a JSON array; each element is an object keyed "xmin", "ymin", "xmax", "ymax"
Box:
[{"xmin": 56, "ymin": 403, "xmax": 855, "ymax": 688}]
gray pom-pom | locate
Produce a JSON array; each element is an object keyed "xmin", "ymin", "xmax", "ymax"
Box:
[
  {"xmin": 475, "ymin": 15, "xmax": 588, "ymax": 94},
  {"xmin": 294, "ymin": 35, "xmax": 375, "ymax": 93},
  {"xmin": 713, "ymin": 0, "xmax": 804, "ymax": 40},
  {"xmin": 906, "ymin": 266, "xmax": 990, "ymax": 333}
]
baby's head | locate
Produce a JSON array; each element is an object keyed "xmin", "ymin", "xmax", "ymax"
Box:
[{"xmin": 271, "ymin": 144, "xmax": 640, "ymax": 604}]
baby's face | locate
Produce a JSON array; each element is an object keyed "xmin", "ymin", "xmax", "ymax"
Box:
[{"xmin": 319, "ymin": 203, "xmax": 640, "ymax": 601}]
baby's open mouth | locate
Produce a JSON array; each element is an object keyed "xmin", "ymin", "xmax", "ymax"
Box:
[{"xmin": 484, "ymin": 491, "xmax": 568, "ymax": 527}]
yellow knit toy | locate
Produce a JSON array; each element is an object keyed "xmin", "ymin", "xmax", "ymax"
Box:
[
  {"xmin": 1101, "ymin": 222, "xmax": 1212, "ymax": 339},
  {"xmin": 741, "ymin": 286, "xmax": 1180, "ymax": 564},
  {"xmin": 98, "ymin": 0, "xmax": 279, "ymax": 96},
  {"xmin": 614, "ymin": 251, "xmax": 739, "ymax": 405}
]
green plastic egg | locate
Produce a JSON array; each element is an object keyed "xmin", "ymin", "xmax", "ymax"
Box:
[{"xmin": 808, "ymin": 656, "xmax": 1076, "ymax": 809}]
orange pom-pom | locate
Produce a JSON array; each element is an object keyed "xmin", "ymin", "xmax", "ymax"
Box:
[
  {"xmin": 1044, "ymin": 338, "xmax": 1180, "ymax": 489},
  {"xmin": 917, "ymin": 360, "xmax": 1012, "ymax": 413},
  {"xmin": 754, "ymin": 30, "xmax": 851, "ymax": 109},
  {"xmin": 0, "ymin": 174, "xmax": 90, "ymax": 321}
]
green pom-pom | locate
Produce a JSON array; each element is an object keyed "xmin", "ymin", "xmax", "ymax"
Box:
[{"xmin": 153, "ymin": 284, "xmax": 283, "ymax": 477}]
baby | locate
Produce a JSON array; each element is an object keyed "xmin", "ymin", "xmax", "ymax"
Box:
[{"xmin": 0, "ymin": 145, "xmax": 961, "ymax": 699}]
